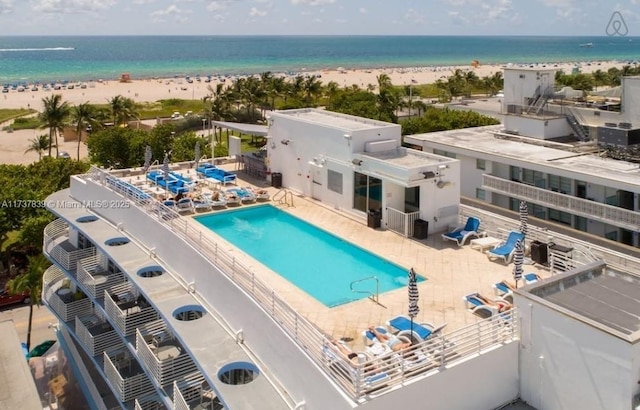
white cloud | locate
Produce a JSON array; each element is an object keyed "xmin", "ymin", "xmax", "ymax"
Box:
[
  {"xmin": 207, "ymin": 0, "xmax": 232, "ymax": 11},
  {"xmin": 249, "ymin": 7, "xmax": 266, "ymax": 17},
  {"xmin": 151, "ymin": 4, "xmax": 188, "ymax": 23},
  {"xmin": 132, "ymin": 0, "xmax": 155, "ymax": 4},
  {"xmin": 290, "ymin": 0, "xmax": 336, "ymax": 6},
  {"xmin": 0, "ymin": 0, "xmax": 13, "ymax": 14},
  {"xmin": 404, "ymin": 8, "xmax": 425, "ymax": 24},
  {"xmin": 32, "ymin": 0, "xmax": 116, "ymax": 13},
  {"xmin": 359, "ymin": 7, "xmax": 366, "ymax": 13}
]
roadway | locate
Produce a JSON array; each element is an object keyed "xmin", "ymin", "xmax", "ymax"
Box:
[{"xmin": 0, "ymin": 302, "xmax": 57, "ymax": 348}]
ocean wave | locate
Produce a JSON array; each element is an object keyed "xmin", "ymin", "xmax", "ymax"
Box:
[{"xmin": 0, "ymin": 47, "xmax": 74, "ymax": 52}]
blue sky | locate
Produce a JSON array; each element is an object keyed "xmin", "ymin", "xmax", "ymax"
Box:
[{"xmin": 0, "ymin": 0, "xmax": 638, "ymax": 36}]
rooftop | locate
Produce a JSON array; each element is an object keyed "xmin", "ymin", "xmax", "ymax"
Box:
[
  {"xmin": 274, "ymin": 108, "xmax": 397, "ymax": 131},
  {"xmin": 0, "ymin": 320, "xmax": 42, "ymax": 410},
  {"xmin": 526, "ymin": 262, "xmax": 640, "ymax": 342},
  {"xmin": 406, "ymin": 125, "xmax": 640, "ymax": 190},
  {"xmin": 362, "ymin": 147, "xmax": 453, "ymax": 169}
]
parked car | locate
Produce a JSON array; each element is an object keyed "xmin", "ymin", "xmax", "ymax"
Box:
[
  {"xmin": 0, "ymin": 290, "xmax": 31, "ymax": 307},
  {"xmin": 57, "ymin": 151, "xmax": 71, "ymax": 159}
]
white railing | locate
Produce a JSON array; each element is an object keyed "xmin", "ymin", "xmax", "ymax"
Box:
[
  {"xmin": 135, "ymin": 329, "xmax": 199, "ymax": 387},
  {"xmin": 173, "ymin": 376, "xmax": 206, "ymax": 410},
  {"xmin": 459, "ymin": 203, "xmax": 640, "ymax": 276},
  {"xmin": 482, "ymin": 174, "xmax": 640, "ymax": 231},
  {"xmin": 103, "ymin": 351, "xmax": 155, "ymax": 403},
  {"xmin": 77, "ymin": 255, "xmax": 125, "ymax": 299},
  {"xmin": 81, "ymin": 166, "xmax": 519, "ymax": 401},
  {"xmin": 44, "ymin": 219, "xmax": 96, "ymax": 273},
  {"xmin": 386, "ymin": 207, "xmax": 420, "ymax": 237},
  {"xmin": 46, "ymin": 289, "xmax": 93, "ymax": 322},
  {"xmin": 42, "ymin": 264, "xmax": 66, "ymax": 303},
  {"xmin": 75, "ymin": 317, "xmax": 124, "ymax": 357},
  {"xmin": 104, "ymin": 284, "xmax": 161, "ymax": 337},
  {"xmin": 134, "ymin": 395, "xmax": 167, "ymax": 410}
]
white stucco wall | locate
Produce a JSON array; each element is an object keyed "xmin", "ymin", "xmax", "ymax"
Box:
[
  {"xmin": 503, "ymin": 116, "xmax": 571, "ymax": 139},
  {"xmin": 517, "ymin": 297, "xmax": 634, "ymax": 410},
  {"xmin": 504, "ymin": 68, "xmax": 557, "ymax": 109},
  {"xmin": 622, "ymin": 77, "xmax": 640, "ymax": 121}
]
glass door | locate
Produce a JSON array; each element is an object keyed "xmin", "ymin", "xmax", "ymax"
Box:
[{"xmin": 353, "ymin": 172, "xmax": 382, "ymax": 213}]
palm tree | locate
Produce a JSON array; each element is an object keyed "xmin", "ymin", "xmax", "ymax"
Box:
[
  {"xmin": 7, "ymin": 254, "xmax": 49, "ymax": 351},
  {"xmin": 25, "ymin": 134, "xmax": 52, "ymax": 160},
  {"xmin": 591, "ymin": 69, "xmax": 608, "ymax": 90},
  {"xmin": 108, "ymin": 95, "xmax": 138, "ymax": 126},
  {"xmin": 71, "ymin": 102, "xmax": 97, "ymax": 160},
  {"xmin": 39, "ymin": 94, "xmax": 70, "ymax": 157},
  {"xmin": 302, "ymin": 76, "xmax": 323, "ymax": 105}
]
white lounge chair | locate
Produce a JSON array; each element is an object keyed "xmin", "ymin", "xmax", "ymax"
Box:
[
  {"xmin": 176, "ymin": 198, "xmax": 194, "ymax": 214},
  {"xmin": 441, "ymin": 216, "xmax": 482, "ymax": 246}
]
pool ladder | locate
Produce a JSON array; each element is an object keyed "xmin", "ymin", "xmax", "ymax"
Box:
[
  {"xmin": 273, "ymin": 189, "xmax": 294, "ymax": 207},
  {"xmin": 350, "ymin": 276, "xmax": 384, "ymax": 307}
]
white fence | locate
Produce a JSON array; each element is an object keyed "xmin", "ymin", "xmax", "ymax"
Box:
[{"xmin": 386, "ymin": 207, "xmax": 420, "ymax": 237}]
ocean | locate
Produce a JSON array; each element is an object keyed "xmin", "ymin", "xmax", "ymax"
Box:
[{"xmin": 1, "ymin": 35, "xmax": 639, "ymax": 84}]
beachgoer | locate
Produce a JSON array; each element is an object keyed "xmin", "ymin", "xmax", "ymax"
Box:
[
  {"xmin": 474, "ymin": 294, "xmax": 511, "ymax": 312},
  {"xmin": 330, "ymin": 339, "xmax": 359, "ymax": 364},
  {"xmin": 367, "ymin": 326, "xmax": 411, "ymax": 351}
]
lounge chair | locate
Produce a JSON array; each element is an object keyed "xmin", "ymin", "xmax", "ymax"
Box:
[
  {"xmin": 487, "ymin": 231, "xmax": 525, "ymax": 263},
  {"xmin": 198, "ymin": 166, "xmax": 237, "ymax": 185},
  {"xmin": 386, "ymin": 316, "xmax": 447, "ymax": 342},
  {"xmin": 176, "ymin": 198, "xmax": 194, "ymax": 214},
  {"xmin": 463, "ymin": 292, "xmax": 510, "ymax": 319},
  {"xmin": 322, "ymin": 340, "xmax": 390, "ymax": 390},
  {"xmin": 191, "ymin": 196, "xmax": 212, "ymax": 211},
  {"xmin": 524, "ymin": 273, "xmax": 542, "ymax": 284},
  {"xmin": 203, "ymin": 191, "xmax": 227, "ymax": 208},
  {"xmin": 163, "ymin": 199, "xmax": 177, "ymax": 210},
  {"xmin": 441, "ymin": 216, "xmax": 482, "ymax": 246},
  {"xmin": 245, "ymin": 186, "xmax": 270, "ymax": 201},
  {"xmin": 226, "ymin": 187, "xmax": 256, "ymax": 203},
  {"xmin": 361, "ymin": 326, "xmax": 389, "ymax": 346}
]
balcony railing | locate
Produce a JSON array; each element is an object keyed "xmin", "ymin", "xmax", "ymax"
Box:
[
  {"xmin": 103, "ymin": 350, "xmax": 155, "ymax": 403},
  {"xmin": 134, "ymin": 394, "xmax": 169, "ymax": 410},
  {"xmin": 45, "ymin": 285, "xmax": 92, "ymax": 323},
  {"xmin": 42, "ymin": 264, "xmax": 67, "ymax": 302},
  {"xmin": 386, "ymin": 207, "xmax": 420, "ymax": 237},
  {"xmin": 173, "ymin": 377, "xmax": 211, "ymax": 410},
  {"xmin": 104, "ymin": 283, "xmax": 160, "ymax": 337},
  {"xmin": 44, "ymin": 219, "xmax": 96, "ymax": 273},
  {"xmin": 75, "ymin": 316, "xmax": 124, "ymax": 357},
  {"xmin": 77, "ymin": 255, "xmax": 125, "ymax": 300},
  {"xmin": 482, "ymin": 174, "xmax": 640, "ymax": 231},
  {"xmin": 79, "ymin": 166, "xmax": 522, "ymax": 402},
  {"xmin": 135, "ymin": 326, "xmax": 199, "ymax": 387}
]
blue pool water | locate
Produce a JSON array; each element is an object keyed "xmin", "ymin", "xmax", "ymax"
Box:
[{"xmin": 194, "ymin": 205, "xmax": 421, "ymax": 307}]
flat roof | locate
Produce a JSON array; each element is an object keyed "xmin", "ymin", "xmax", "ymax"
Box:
[
  {"xmin": 526, "ymin": 262, "xmax": 640, "ymax": 342},
  {"xmin": 0, "ymin": 320, "xmax": 42, "ymax": 410},
  {"xmin": 274, "ymin": 108, "xmax": 396, "ymax": 131},
  {"xmin": 363, "ymin": 147, "xmax": 454, "ymax": 169},
  {"xmin": 210, "ymin": 121, "xmax": 268, "ymax": 136},
  {"xmin": 405, "ymin": 125, "xmax": 640, "ymax": 190}
]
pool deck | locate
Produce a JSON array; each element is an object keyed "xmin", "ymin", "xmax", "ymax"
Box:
[{"xmin": 126, "ymin": 168, "xmax": 547, "ymax": 351}]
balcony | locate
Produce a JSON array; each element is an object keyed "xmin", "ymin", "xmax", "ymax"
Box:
[
  {"xmin": 44, "ymin": 219, "xmax": 96, "ymax": 274},
  {"xmin": 75, "ymin": 315, "xmax": 124, "ymax": 357},
  {"xmin": 482, "ymin": 174, "xmax": 640, "ymax": 231},
  {"xmin": 103, "ymin": 350, "xmax": 155, "ymax": 403},
  {"xmin": 43, "ymin": 276, "xmax": 93, "ymax": 323},
  {"xmin": 134, "ymin": 394, "xmax": 169, "ymax": 410},
  {"xmin": 173, "ymin": 378, "xmax": 221, "ymax": 410},
  {"xmin": 135, "ymin": 325, "xmax": 199, "ymax": 387},
  {"xmin": 104, "ymin": 283, "xmax": 160, "ymax": 337},
  {"xmin": 77, "ymin": 255, "xmax": 125, "ymax": 300}
]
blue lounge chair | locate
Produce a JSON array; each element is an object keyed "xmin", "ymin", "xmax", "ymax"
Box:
[
  {"xmin": 386, "ymin": 316, "xmax": 447, "ymax": 341},
  {"xmin": 361, "ymin": 326, "xmax": 389, "ymax": 346},
  {"xmin": 487, "ymin": 231, "xmax": 525, "ymax": 263},
  {"xmin": 524, "ymin": 273, "xmax": 542, "ymax": 284},
  {"xmin": 204, "ymin": 168, "xmax": 237, "ymax": 185},
  {"xmin": 226, "ymin": 187, "xmax": 255, "ymax": 203},
  {"xmin": 463, "ymin": 293, "xmax": 510, "ymax": 319},
  {"xmin": 441, "ymin": 216, "xmax": 482, "ymax": 246}
]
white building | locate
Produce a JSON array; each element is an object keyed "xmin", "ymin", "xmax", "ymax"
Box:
[
  {"xmin": 267, "ymin": 109, "xmax": 461, "ymax": 236},
  {"xmin": 516, "ymin": 261, "xmax": 640, "ymax": 410}
]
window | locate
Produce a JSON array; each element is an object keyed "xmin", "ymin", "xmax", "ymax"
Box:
[
  {"xmin": 575, "ymin": 216, "xmax": 587, "ymax": 232},
  {"xmin": 476, "ymin": 159, "xmax": 486, "ymax": 170},
  {"xmin": 522, "ymin": 169, "xmax": 534, "ymax": 185},
  {"xmin": 510, "ymin": 166, "xmax": 521, "ymax": 181},
  {"xmin": 433, "ymin": 149, "xmax": 456, "ymax": 159},
  {"xmin": 476, "ymin": 188, "xmax": 486, "ymax": 200},
  {"xmin": 548, "ymin": 174, "xmax": 572, "ymax": 194},
  {"xmin": 327, "ymin": 170, "xmax": 343, "ymax": 194},
  {"xmin": 549, "ymin": 209, "xmax": 571, "ymax": 225}
]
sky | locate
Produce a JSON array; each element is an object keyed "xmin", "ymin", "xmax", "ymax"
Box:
[{"xmin": 0, "ymin": 0, "xmax": 638, "ymax": 36}]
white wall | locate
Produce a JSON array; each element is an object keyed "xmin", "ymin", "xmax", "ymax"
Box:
[
  {"xmin": 517, "ymin": 297, "xmax": 633, "ymax": 410},
  {"xmin": 504, "ymin": 69, "xmax": 557, "ymax": 109},
  {"xmin": 503, "ymin": 116, "xmax": 571, "ymax": 140},
  {"xmin": 622, "ymin": 77, "xmax": 640, "ymax": 121}
]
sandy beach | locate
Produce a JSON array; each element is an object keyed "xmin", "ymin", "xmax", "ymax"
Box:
[{"xmin": 0, "ymin": 60, "xmax": 626, "ymax": 165}]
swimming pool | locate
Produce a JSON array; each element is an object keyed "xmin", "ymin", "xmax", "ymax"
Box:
[{"xmin": 194, "ymin": 205, "xmax": 422, "ymax": 307}]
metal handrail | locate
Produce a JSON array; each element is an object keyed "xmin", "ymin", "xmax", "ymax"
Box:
[{"xmin": 350, "ymin": 276, "xmax": 379, "ymax": 304}]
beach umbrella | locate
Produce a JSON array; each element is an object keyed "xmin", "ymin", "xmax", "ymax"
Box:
[
  {"xmin": 513, "ymin": 239, "xmax": 524, "ymax": 288},
  {"xmin": 408, "ymin": 268, "xmax": 420, "ymax": 339},
  {"xmin": 194, "ymin": 141, "xmax": 201, "ymax": 170},
  {"xmin": 143, "ymin": 145, "xmax": 152, "ymax": 173},
  {"xmin": 519, "ymin": 200, "xmax": 528, "ymax": 239},
  {"xmin": 162, "ymin": 153, "xmax": 170, "ymax": 196}
]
